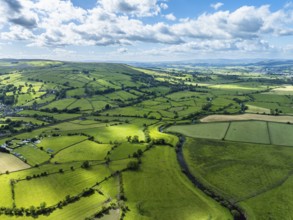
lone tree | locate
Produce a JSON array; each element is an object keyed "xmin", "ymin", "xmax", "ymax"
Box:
[
  {"xmin": 127, "ymin": 161, "xmax": 140, "ymax": 171},
  {"xmin": 81, "ymin": 161, "xmax": 90, "ymax": 169}
]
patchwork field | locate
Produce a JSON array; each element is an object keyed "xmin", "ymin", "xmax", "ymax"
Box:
[
  {"xmin": 168, "ymin": 121, "xmax": 293, "ymax": 146},
  {"xmin": 0, "ymin": 61, "xmax": 293, "ymax": 219}
]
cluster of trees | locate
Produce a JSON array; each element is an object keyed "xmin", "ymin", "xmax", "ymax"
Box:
[
  {"xmin": 84, "ymin": 87, "xmax": 115, "ymax": 97},
  {"xmin": 126, "ymin": 135, "xmax": 140, "ymax": 143},
  {"xmin": 0, "ymin": 93, "xmax": 15, "ymax": 105},
  {"xmin": 127, "ymin": 161, "xmax": 140, "ymax": 170},
  {"xmin": 270, "ymin": 108, "xmax": 283, "ymax": 115},
  {"xmin": 25, "ymin": 172, "xmax": 48, "ymax": 180},
  {"xmin": 40, "ymin": 107, "xmax": 80, "ymax": 114},
  {"xmin": 0, "ymin": 118, "xmax": 40, "ymax": 134}
]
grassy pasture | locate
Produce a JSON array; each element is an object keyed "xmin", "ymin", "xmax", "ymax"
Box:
[
  {"xmin": 123, "ymin": 146, "xmax": 232, "ymax": 220},
  {"xmin": 167, "ymin": 122, "xmax": 229, "ymax": 140},
  {"xmin": 37, "ymin": 135, "xmax": 88, "ymax": 153},
  {"xmin": 66, "ymin": 88, "xmax": 85, "ymax": 97},
  {"xmin": 104, "ymin": 106, "xmax": 151, "ymax": 117},
  {"xmin": 90, "ymin": 100, "xmax": 110, "ymax": 111},
  {"xmin": 267, "ymin": 85, "xmax": 293, "ymax": 95},
  {"xmin": 183, "ymin": 138, "xmax": 293, "ymax": 220},
  {"xmin": 268, "ymin": 122, "xmax": 293, "ymax": 146},
  {"xmin": 246, "ymin": 105, "xmax": 271, "ymax": 114},
  {"xmin": 18, "ymin": 110, "xmax": 81, "ymax": 120},
  {"xmin": 41, "ymin": 98, "xmax": 77, "ymax": 110},
  {"xmin": 38, "ymin": 193, "xmax": 108, "ymax": 220},
  {"xmin": 0, "ymin": 153, "xmax": 30, "ymax": 173},
  {"xmin": 241, "ymin": 175, "xmax": 293, "ymax": 220},
  {"xmin": 16, "ymin": 92, "xmax": 46, "ymax": 106},
  {"xmin": 148, "ymin": 123, "xmax": 178, "ymax": 147},
  {"xmin": 225, "ymin": 121, "xmax": 270, "ymax": 144},
  {"xmin": 89, "ymin": 124, "xmax": 145, "ymax": 143},
  {"xmin": 50, "ymin": 120, "xmax": 106, "ymax": 131},
  {"xmin": 68, "ymin": 98, "xmax": 93, "ymax": 111},
  {"xmin": 52, "ymin": 141, "xmax": 112, "ymax": 163},
  {"xmin": 13, "ymin": 144, "xmax": 51, "ymax": 166},
  {"xmin": 109, "ymin": 143, "xmax": 147, "ymax": 160},
  {"xmin": 14, "ymin": 164, "xmax": 111, "ymax": 208}
]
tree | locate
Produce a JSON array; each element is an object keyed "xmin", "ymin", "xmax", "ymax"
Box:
[
  {"xmin": 127, "ymin": 161, "xmax": 139, "ymax": 171},
  {"xmin": 126, "ymin": 136, "xmax": 132, "ymax": 142},
  {"xmin": 137, "ymin": 149, "xmax": 143, "ymax": 157},
  {"xmin": 81, "ymin": 161, "xmax": 90, "ymax": 169},
  {"xmin": 132, "ymin": 135, "xmax": 139, "ymax": 143},
  {"xmin": 104, "ymin": 104, "xmax": 111, "ymax": 110}
]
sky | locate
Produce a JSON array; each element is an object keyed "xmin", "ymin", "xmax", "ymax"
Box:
[{"xmin": 1, "ymin": 0, "xmax": 293, "ymax": 62}]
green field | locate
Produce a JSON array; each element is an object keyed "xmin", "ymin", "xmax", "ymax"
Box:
[
  {"xmin": 168, "ymin": 120, "xmax": 293, "ymax": 146},
  {"xmin": 167, "ymin": 122, "xmax": 229, "ymax": 140},
  {"xmin": 14, "ymin": 164, "xmax": 111, "ymax": 207},
  {"xmin": 13, "ymin": 145, "xmax": 51, "ymax": 166},
  {"xmin": 52, "ymin": 141, "xmax": 112, "ymax": 163},
  {"xmin": 268, "ymin": 122, "xmax": 293, "ymax": 146},
  {"xmin": 37, "ymin": 135, "xmax": 88, "ymax": 153},
  {"xmin": 123, "ymin": 146, "xmax": 232, "ymax": 220},
  {"xmin": 225, "ymin": 121, "xmax": 270, "ymax": 144},
  {"xmin": 183, "ymin": 137, "xmax": 293, "ymax": 219}
]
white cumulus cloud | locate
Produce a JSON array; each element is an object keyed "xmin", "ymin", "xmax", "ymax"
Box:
[
  {"xmin": 165, "ymin": 13, "xmax": 176, "ymax": 21},
  {"xmin": 211, "ymin": 2, "xmax": 224, "ymax": 10}
]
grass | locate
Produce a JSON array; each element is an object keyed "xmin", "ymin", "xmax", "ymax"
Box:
[
  {"xmin": 123, "ymin": 146, "xmax": 232, "ymax": 220},
  {"xmin": 13, "ymin": 145, "xmax": 51, "ymax": 166},
  {"xmin": 14, "ymin": 164, "xmax": 111, "ymax": 208},
  {"xmin": 52, "ymin": 141, "xmax": 112, "ymax": 163},
  {"xmin": 68, "ymin": 98, "xmax": 93, "ymax": 111},
  {"xmin": 225, "ymin": 121, "xmax": 270, "ymax": 144},
  {"xmin": 0, "ymin": 153, "xmax": 30, "ymax": 173},
  {"xmin": 18, "ymin": 110, "xmax": 81, "ymax": 120},
  {"xmin": 37, "ymin": 193, "xmax": 108, "ymax": 220},
  {"xmin": 37, "ymin": 135, "xmax": 88, "ymax": 153},
  {"xmin": 109, "ymin": 143, "xmax": 147, "ymax": 160},
  {"xmin": 148, "ymin": 123, "xmax": 179, "ymax": 147},
  {"xmin": 183, "ymin": 137, "xmax": 293, "ymax": 219},
  {"xmin": 3, "ymin": 117, "xmax": 47, "ymax": 125},
  {"xmin": 246, "ymin": 105, "xmax": 271, "ymax": 114},
  {"xmin": 65, "ymin": 124, "xmax": 145, "ymax": 143},
  {"xmin": 1, "ymin": 62, "xmax": 293, "ymax": 219},
  {"xmin": 167, "ymin": 122, "xmax": 230, "ymax": 140},
  {"xmin": 41, "ymin": 98, "xmax": 77, "ymax": 110},
  {"xmin": 240, "ymin": 175, "xmax": 293, "ymax": 220},
  {"xmin": 268, "ymin": 122, "xmax": 293, "ymax": 146},
  {"xmin": 51, "ymin": 120, "xmax": 106, "ymax": 131}
]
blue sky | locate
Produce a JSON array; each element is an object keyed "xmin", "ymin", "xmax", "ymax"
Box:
[{"xmin": 0, "ymin": 0, "xmax": 293, "ymax": 61}]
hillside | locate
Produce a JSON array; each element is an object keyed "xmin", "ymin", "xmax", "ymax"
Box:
[{"xmin": 0, "ymin": 60, "xmax": 292, "ymax": 219}]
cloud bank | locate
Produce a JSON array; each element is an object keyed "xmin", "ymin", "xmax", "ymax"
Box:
[{"xmin": 0, "ymin": 0, "xmax": 292, "ymax": 57}]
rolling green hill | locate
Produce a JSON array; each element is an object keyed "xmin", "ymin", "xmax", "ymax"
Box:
[{"xmin": 0, "ymin": 59, "xmax": 292, "ymax": 219}]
